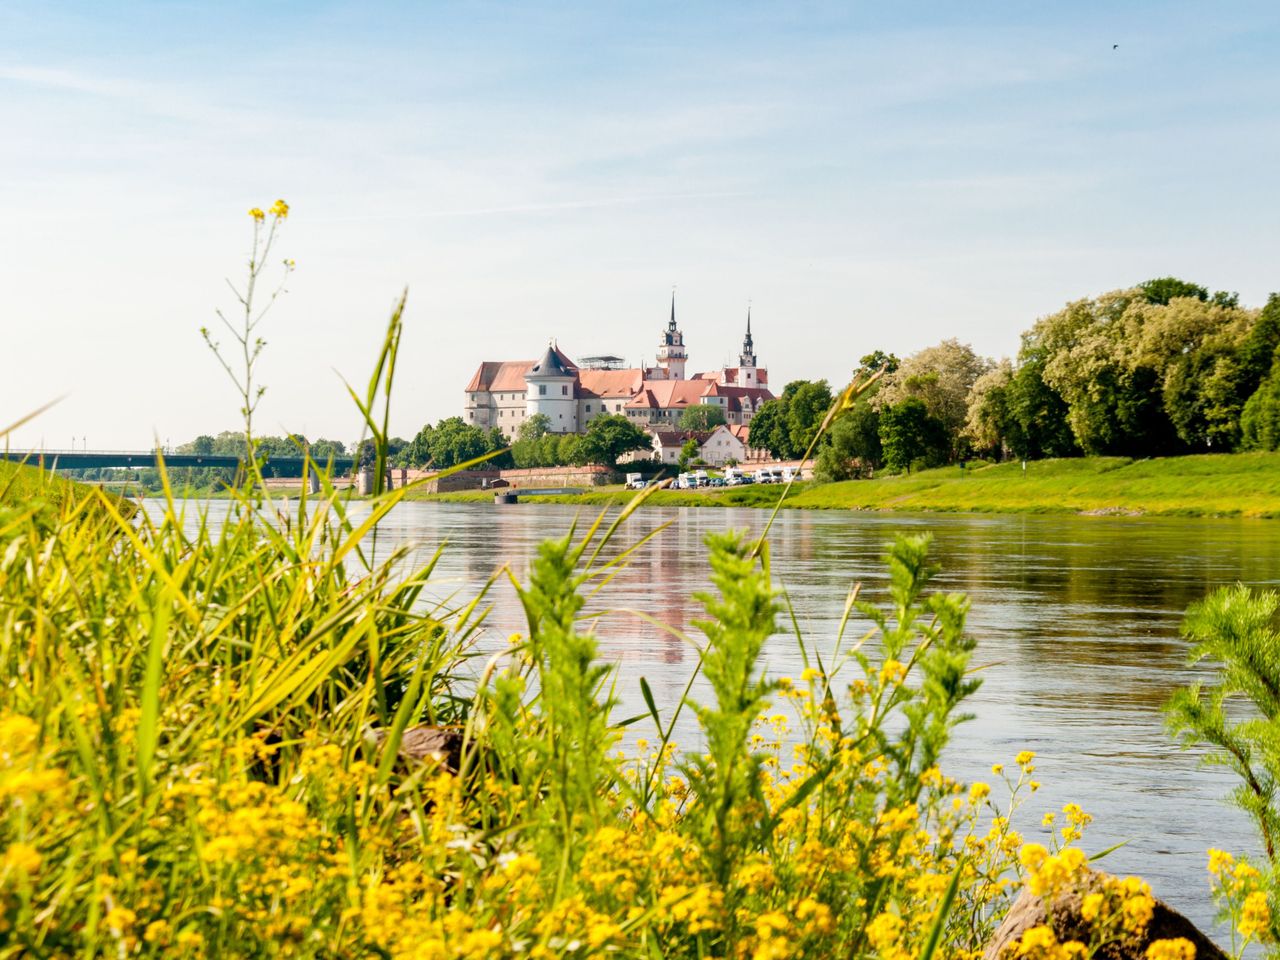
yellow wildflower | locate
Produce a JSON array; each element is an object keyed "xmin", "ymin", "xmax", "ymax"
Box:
[
  {"xmin": 1240, "ymin": 890, "xmax": 1272, "ymax": 940},
  {"xmin": 1, "ymin": 842, "xmax": 41, "ymax": 874},
  {"xmin": 866, "ymin": 912, "xmax": 904, "ymax": 949},
  {"xmin": 1145, "ymin": 939, "xmax": 1196, "ymax": 960},
  {"xmin": 248, "ymin": 207, "xmax": 265, "ymax": 221},
  {"xmin": 1207, "ymin": 848, "xmax": 1235, "ymax": 877},
  {"xmin": 269, "ymin": 199, "xmax": 289, "ymax": 218}
]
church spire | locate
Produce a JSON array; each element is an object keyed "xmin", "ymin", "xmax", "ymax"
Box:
[
  {"xmin": 739, "ymin": 303, "xmax": 756, "ymax": 367},
  {"xmin": 669, "ymin": 290, "xmax": 677, "ymax": 332}
]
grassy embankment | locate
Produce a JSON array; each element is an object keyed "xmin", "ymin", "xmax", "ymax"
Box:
[
  {"xmin": 0, "ymin": 459, "xmax": 91, "ymax": 511},
  {"xmin": 406, "ymin": 452, "xmax": 1280, "ymax": 518}
]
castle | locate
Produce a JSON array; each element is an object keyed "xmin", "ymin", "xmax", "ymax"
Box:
[{"xmin": 464, "ymin": 297, "xmax": 775, "ymax": 438}]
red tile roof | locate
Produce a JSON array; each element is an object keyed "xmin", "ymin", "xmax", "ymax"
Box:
[{"xmin": 578, "ymin": 369, "xmax": 644, "ymax": 399}]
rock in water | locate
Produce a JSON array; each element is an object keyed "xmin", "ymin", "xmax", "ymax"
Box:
[{"xmin": 985, "ymin": 875, "xmax": 1227, "ymax": 960}]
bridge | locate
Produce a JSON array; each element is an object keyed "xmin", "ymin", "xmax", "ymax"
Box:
[{"xmin": 1, "ymin": 449, "xmax": 356, "ymax": 476}]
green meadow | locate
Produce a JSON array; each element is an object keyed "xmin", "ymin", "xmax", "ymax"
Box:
[{"xmin": 409, "ymin": 452, "xmax": 1280, "ymax": 518}]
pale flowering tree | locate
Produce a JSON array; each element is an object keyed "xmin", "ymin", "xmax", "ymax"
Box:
[{"xmin": 200, "ymin": 199, "xmax": 294, "ymax": 460}]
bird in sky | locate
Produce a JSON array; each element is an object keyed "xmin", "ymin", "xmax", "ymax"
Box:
[{"xmin": 1113, "ymin": 43, "xmax": 1119, "ymax": 49}]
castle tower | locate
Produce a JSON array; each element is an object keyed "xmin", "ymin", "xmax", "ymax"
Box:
[
  {"xmin": 656, "ymin": 293, "xmax": 687, "ymax": 380},
  {"xmin": 736, "ymin": 305, "xmax": 759, "ymax": 387},
  {"xmin": 525, "ymin": 341, "xmax": 579, "ymax": 433}
]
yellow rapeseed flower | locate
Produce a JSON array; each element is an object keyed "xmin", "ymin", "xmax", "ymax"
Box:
[
  {"xmin": 1207, "ymin": 848, "xmax": 1235, "ymax": 876},
  {"xmin": 1240, "ymin": 890, "xmax": 1272, "ymax": 940},
  {"xmin": 248, "ymin": 207, "xmax": 265, "ymax": 221},
  {"xmin": 269, "ymin": 199, "xmax": 290, "ymax": 218},
  {"xmin": 1145, "ymin": 939, "xmax": 1196, "ymax": 960},
  {"xmin": 1, "ymin": 842, "xmax": 42, "ymax": 874}
]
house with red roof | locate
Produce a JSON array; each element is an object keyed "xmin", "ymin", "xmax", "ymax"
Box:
[{"xmin": 463, "ymin": 297, "xmax": 775, "ymax": 439}]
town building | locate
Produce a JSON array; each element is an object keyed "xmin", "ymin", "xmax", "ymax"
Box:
[{"xmin": 463, "ymin": 298, "xmax": 775, "ymax": 439}]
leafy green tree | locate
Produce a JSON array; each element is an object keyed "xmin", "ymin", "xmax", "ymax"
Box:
[
  {"xmin": 963, "ymin": 361, "xmax": 1017, "ymax": 461},
  {"xmin": 512, "ymin": 414, "xmax": 551, "ymax": 468},
  {"xmin": 879, "ymin": 398, "xmax": 947, "ymax": 473},
  {"xmin": 405, "ymin": 423, "xmax": 436, "ymax": 467},
  {"xmin": 1241, "ymin": 363, "xmax": 1280, "ymax": 451},
  {"xmin": 311, "ymin": 438, "xmax": 346, "ymax": 462},
  {"xmin": 556, "ymin": 433, "xmax": 581, "ymax": 467},
  {"xmin": 814, "ymin": 402, "xmax": 881, "ymax": 482},
  {"xmin": 747, "ymin": 398, "xmax": 792, "ymax": 460},
  {"xmin": 190, "ymin": 435, "xmax": 215, "ymax": 456},
  {"xmin": 1004, "ymin": 348, "xmax": 1077, "ymax": 460},
  {"xmin": 518, "ymin": 413, "xmax": 551, "ymax": 443},
  {"xmin": 486, "ymin": 427, "xmax": 514, "ymax": 470},
  {"xmin": 857, "ymin": 350, "xmax": 900, "ymax": 377},
  {"xmin": 1240, "ymin": 295, "xmax": 1280, "ymax": 391},
  {"xmin": 428, "ymin": 417, "xmax": 490, "ymax": 469},
  {"xmin": 877, "ymin": 339, "xmax": 990, "ymax": 462},
  {"xmin": 576, "ymin": 414, "xmax": 651, "ymax": 467},
  {"xmin": 1139, "ymin": 276, "xmax": 1208, "ymax": 305},
  {"xmin": 678, "ymin": 438, "xmax": 700, "ymax": 470},
  {"xmin": 784, "ymin": 380, "xmax": 833, "ymax": 456},
  {"xmin": 678, "ymin": 404, "xmax": 727, "ymax": 431}
]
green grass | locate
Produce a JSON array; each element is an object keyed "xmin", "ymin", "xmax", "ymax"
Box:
[
  {"xmin": 0, "ymin": 460, "xmax": 93, "ymax": 512},
  {"xmin": 408, "ymin": 452, "xmax": 1280, "ymax": 518},
  {"xmin": 787, "ymin": 453, "xmax": 1280, "ymax": 518}
]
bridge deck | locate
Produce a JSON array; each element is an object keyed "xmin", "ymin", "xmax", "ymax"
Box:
[{"xmin": 1, "ymin": 450, "xmax": 355, "ymax": 471}]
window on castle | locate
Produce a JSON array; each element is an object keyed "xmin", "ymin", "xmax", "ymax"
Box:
[
  {"xmin": 562, "ymin": 385, "xmax": 568, "ymax": 395},
  {"xmin": 539, "ymin": 385, "xmax": 546, "ymax": 396},
  {"xmin": 585, "ymin": 404, "xmax": 591, "ymax": 412}
]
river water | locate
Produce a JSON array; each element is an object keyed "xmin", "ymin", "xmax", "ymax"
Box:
[{"xmin": 184, "ymin": 499, "xmax": 1280, "ymax": 931}]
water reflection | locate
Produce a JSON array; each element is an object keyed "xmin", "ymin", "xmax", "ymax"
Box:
[{"xmin": 175, "ymin": 499, "xmax": 1279, "ymax": 932}]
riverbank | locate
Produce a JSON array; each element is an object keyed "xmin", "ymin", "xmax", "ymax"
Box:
[{"xmin": 403, "ymin": 452, "xmax": 1280, "ymax": 518}]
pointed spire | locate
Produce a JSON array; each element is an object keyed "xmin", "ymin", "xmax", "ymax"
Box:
[
  {"xmin": 740, "ymin": 302, "xmax": 757, "ymax": 368},
  {"xmin": 669, "ymin": 289, "xmax": 677, "ymax": 331}
]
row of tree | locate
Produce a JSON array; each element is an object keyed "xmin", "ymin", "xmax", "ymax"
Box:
[{"xmin": 749, "ymin": 278, "xmax": 1280, "ymax": 480}]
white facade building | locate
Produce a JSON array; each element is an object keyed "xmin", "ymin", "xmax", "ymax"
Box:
[{"xmin": 463, "ymin": 297, "xmax": 774, "ymax": 440}]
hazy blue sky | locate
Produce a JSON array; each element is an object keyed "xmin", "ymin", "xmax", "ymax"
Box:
[{"xmin": 3, "ymin": 1, "xmax": 1278, "ymax": 448}]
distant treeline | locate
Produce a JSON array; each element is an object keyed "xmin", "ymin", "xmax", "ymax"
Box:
[{"xmin": 747, "ymin": 278, "xmax": 1280, "ymax": 480}]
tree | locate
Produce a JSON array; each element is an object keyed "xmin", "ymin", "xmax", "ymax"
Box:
[
  {"xmin": 879, "ymin": 398, "xmax": 947, "ymax": 473},
  {"xmin": 576, "ymin": 414, "xmax": 651, "ymax": 467},
  {"xmin": 511, "ymin": 413, "xmax": 551, "ymax": 468},
  {"xmin": 857, "ymin": 350, "xmax": 900, "ymax": 377},
  {"xmin": 405, "ymin": 423, "xmax": 436, "ymax": 467},
  {"xmin": 678, "ymin": 438, "xmax": 700, "ymax": 470},
  {"xmin": 190, "ymin": 435, "xmax": 215, "ymax": 456},
  {"xmin": 518, "ymin": 413, "xmax": 551, "ymax": 443},
  {"xmin": 877, "ymin": 340, "xmax": 991, "ymax": 461},
  {"xmin": 1139, "ymin": 276, "xmax": 1208, "ymax": 305},
  {"xmin": 486, "ymin": 428, "xmax": 514, "ymax": 470},
  {"xmin": 678, "ymin": 404, "xmax": 727, "ymax": 431},
  {"xmin": 748, "ymin": 398, "xmax": 792, "ymax": 460},
  {"xmin": 1005, "ymin": 350, "xmax": 1078, "ymax": 460},
  {"xmin": 428, "ymin": 417, "xmax": 490, "ymax": 469},
  {"xmin": 556, "ymin": 433, "xmax": 581, "ymax": 467},
  {"xmin": 963, "ymin": 361, "xmax": 1018, "ymax": 461},
  {"xmin": 814, "ymin": 401, "xmax": 882, "ymax": 482},
  {"xmin": 1241, "ymin": 362, "xmax": 1280, "ymax": 451},
  {"xmin": 784, "ymin": 380, "xmax": 833, "ymax": 456}
]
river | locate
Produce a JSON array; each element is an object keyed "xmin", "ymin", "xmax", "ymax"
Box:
[{"xmin": 185, "ymin": 499, "xmax": 1280, "ymax": 931}]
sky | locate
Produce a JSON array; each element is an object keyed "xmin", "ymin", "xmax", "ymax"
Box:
[{"xmin": 2, "ymin": 0, "xmax": 1278, "ymax": 449}]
